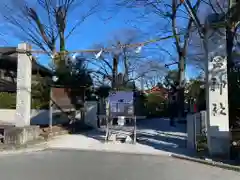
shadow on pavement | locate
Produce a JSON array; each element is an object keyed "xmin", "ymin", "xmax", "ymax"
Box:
[
  {"xmin": 70, "ymin": 118, "xmax": 194, "ymax": 157},
  {"xmin": 50, "ymin": 118, "xmax": 240, "ymax": 167},
  {"xmin": 79, "ymin": 129, "xmax": 106, "ymax": 142},
  {"xmin": 137, "ymin": 118, "xmax": 186, "ymax": 134},
  {"xmin": 135, "ymin": 118, "xmax": 195, "ymax": 157}
]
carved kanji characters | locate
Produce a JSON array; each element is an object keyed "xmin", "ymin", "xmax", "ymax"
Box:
[{"xmin": 211, "ymin": 102, "xmax": 226, "ymax": 116}]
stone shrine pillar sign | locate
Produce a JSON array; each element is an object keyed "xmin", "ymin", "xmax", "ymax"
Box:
[
  {"xmin": 15, "ymin": 43, "xmax": 32, "ymax": 127},
  {"xmin": 205, "ymin": 14, "xmax": 230, "ymax": 156}
]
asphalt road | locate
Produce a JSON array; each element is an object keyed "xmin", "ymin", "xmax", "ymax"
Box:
[{"xmin": 0, "ymin": 149, "xmax": 239, "ymax": 180}]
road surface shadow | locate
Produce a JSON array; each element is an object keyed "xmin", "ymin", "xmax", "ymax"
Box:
[
  {"xmin": 54, "ymin": 118, "xmax": 240, "ymax": 166},
  {"xmin": 136, "ymin": 131, "xmax": 192, "ymax": 156},
  {"xmin": 135, "ymin": 118, "xmax": 194, "ymax": 156},
  {"xmin": 80, "ymin": 129, "xmax": 106, "ymax": 142},
  {"xmin": 137, "ymin": 118, "xmax": 186, "ymax": 134},
  {"xmin": 71, "ymin": 118, "xmax": 193, "ymax": 156}
]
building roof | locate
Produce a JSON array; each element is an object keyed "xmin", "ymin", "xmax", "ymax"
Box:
[
  {"xmin": 144, "ymin": 86, "xmax": 168, "ymax": 94},
  {"xmin": 52, "ymin": 87, "xmax": 76, "ymax": 109},
  {"xmin": 0, "ymin": 47, "xmax": 52, "ymax": 77},
  {"xmin": 144, "ymin": 86, "xmax": 169, "ymax": 99}
]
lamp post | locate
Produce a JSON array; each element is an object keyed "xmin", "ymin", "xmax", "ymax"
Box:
[{"xmin": 49, "ymin": 75, "xmax": 58, "ymax": 132}]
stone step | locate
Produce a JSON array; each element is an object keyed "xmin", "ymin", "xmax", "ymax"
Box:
[{"xmin": 108, "ymin": 133, "xmax": 133, "ymax": 143}]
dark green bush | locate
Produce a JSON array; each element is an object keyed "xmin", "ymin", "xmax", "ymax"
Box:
[
  {"xmin": 145, "ymin": 93, "xmax": 168, "ymax": 118},
  {"xmin": 0, "ymin": 92, "xmax": 16, "ymax": 109},
  {"xmin": 0, "ymin": 92, "xmax": 49, "ymax": 109}
]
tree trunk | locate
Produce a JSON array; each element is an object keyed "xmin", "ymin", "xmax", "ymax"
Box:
[
  {"xmin": 227, "ymin": 0, "xmax": 237, "ymax": 128},
  {"xmin": 227, "ymin": 24, "xmax": 235, "ymax": 126},
  {"xmin": 123, "ymin": 50, "xmax": 129, "ymax": 84},
  {"xmin": 112, "ymin": 55, "xmax": 118, "ymax": 89},
  {"xmin": 177, "ymin": 55, "xmax": 185, "ymax": 119},
  {"xmin": 228, "ymin": 0, "xmax": 238, "ymax": 160}
]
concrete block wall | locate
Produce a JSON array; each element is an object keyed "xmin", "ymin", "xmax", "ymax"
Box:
[
  {"xmin": 0, "ymin": 109, "xmax": 69, "ymax": 126},
  {"xmin": 4, "ymin": 126, "xmax": 41, "ymax": 145},
  {"xmin": 0, "ymin": 101, "xmax": 98, "ymax": 127},
  {"xmin": 187, "ymin": 111, "xmax": 207, "ymax": 151}
]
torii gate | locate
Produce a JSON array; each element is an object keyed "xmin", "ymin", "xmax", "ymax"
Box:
[{"xmin": 15, "ymin": 43, "xmax": 32, "ymax": 127}]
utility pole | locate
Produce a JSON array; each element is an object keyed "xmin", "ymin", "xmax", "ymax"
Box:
[
  {"xmin": 178, "ymin": 0, "xmax": 240, "ymax": 156},
  {"xmin": 227, "ymin": 0, "xmax": 238, "ymax": 99},
  {"xmin": 180, "ymin": 0, "xmax": 203, "ymax": 38},
  {"xmin": 227, "ymin": 0, "xmax": 239, "ymax": 69},
  {"xmin": 227, "ymin": 1, "xmax": 238, "ymax": 156},
  {"xmin": 227, "ymin": 0, "xmax": 237, "ymax": 68},
  {"xmin": 174, "ymin": 0, "xmax": 203, "ymax": 121}
]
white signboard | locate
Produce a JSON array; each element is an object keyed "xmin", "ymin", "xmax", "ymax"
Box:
[
  {"xmin": 107, "ymin": 91, "xmax": 133, "ymax": 114},
  {"xmin": 108, "ymin": 91, "xmax": 133, "ymax": 103},
  {"xmin": 208, "ymin": 55, "xmax": 228, "ymax": 123}
]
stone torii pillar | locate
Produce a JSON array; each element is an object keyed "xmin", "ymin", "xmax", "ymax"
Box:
[
  {"xmin": 205, "ymin": 14, "xmax": 230, "ymax": 157},
  {"xmin": 15, "ymin": 43, "xmax": 32, "ymax": 127}
]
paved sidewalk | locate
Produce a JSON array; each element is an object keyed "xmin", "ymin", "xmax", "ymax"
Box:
[
  {"xmin": 1, "ymin": 118, "xmax": 239, "ymax": 172},
  {"xmin": 47, "ymin": 133, "xmax": 171, "ymax": 156},
  {"xmin": 0, "ymin": 142, "xmax": 48, "ymax": 156},
  {"xmin": 47, "ymin": 118, "xmax": 188, "ymax": 156},
  {"xmin": 136, "ymin": 118, "xmax": 188, "ymax": 155}
]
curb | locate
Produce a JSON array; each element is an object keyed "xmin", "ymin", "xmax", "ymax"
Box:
[
  {"xmin": 0, "ymin": 130, "xmax": 69, "ymax": 156},
  {"xmin": 48, "ymin": 147, "xmax": 171, "ymax": 157},
  {"xmin": 0, "ymin": 143, "xmax": 48, "ymax": 156},
  {"xmin": 171, "ymin": 154, "xmax": 240, "ymax": 172}
]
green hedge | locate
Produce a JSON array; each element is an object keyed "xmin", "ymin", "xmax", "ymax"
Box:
[
  {"xmin": 0, "ymin": 92, "xmax": 16, "ymax": 109},
  {"xmin": 145, "ymin": 93, "xmax": 168, "ymax": 118},
  {"xmin": 0, "ymin": 92, "xmax": 49, "ymax": 109}
]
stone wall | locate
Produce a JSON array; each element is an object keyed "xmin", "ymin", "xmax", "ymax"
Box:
[
  {"xmin": 4, "ymin": 126, "xmax": 41, "ymax": 145},
  {"xmin": 0, "ymin": 109, "xmax": 70, "ymax": 126}
]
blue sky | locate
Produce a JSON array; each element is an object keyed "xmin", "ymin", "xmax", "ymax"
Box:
[{"xmin": 0, "ymin": 0, "xmax": 199, "ymax": 79}]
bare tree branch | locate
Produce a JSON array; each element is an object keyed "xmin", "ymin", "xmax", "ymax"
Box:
[{"xmin": 0, "ymin": 0, "xmax": 101, "ymax": 58}]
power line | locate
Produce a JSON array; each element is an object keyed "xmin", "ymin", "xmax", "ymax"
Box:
[
  {"xmin": 13, "ymin": 34, "xmax": 178, "ymax": 55},
  {"xmin": 0, "ymin": 22, "xmax": 227, "ymax": 57}
]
